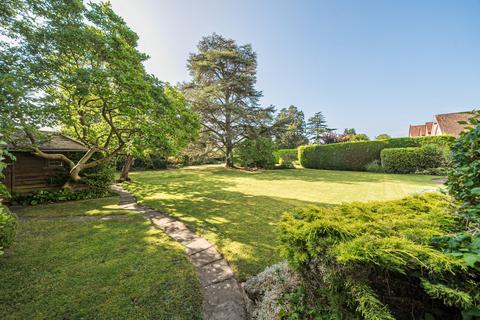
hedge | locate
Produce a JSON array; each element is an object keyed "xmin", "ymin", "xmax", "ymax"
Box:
[
  {"xmin": 273, "ymin": 149, "xmax": 298, "ymax": 163},
  {"xmin": 298, "ymin": 136, "xmax": 454, "ymax": 171},
  {"xmin": 381, "ymin": 145, "xmax": 445, "ymax": 174},
  {"xmin": 279, "ymin": 193, "xmax": 479, "ymax": 319}
]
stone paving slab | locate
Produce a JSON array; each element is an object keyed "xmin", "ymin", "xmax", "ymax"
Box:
[
  {"xmin": 186, "ymin": 238, "xmax": 213, "ymax": 255},
  {"xmin": 190, "ymin": 246, "xmax": 223, "ymax": 268},
  {"xmin": 203, "ymin": 278, "xmax": 246, "ymax": 320},
  {"xmin": 113, "ymin": 185, "xmax": 246, "ymax": 320},
  {"xmin": 198, "ymin": 259, "xmax": 234, "ymax": 286}
]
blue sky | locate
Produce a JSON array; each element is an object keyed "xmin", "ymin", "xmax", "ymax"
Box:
[{"xmin": 106, "ymin": 0, "xmax": 480, "ymax": 137}]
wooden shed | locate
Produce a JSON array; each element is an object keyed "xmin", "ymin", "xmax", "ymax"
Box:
[{"xmin": 3, "ymin": 133, "xmax": 87, "ymax": 193}]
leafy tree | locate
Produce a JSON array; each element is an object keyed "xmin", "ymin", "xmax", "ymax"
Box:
[
  {"xmin": 306, "ymin": 112, "xmax": 332, "ymax": 144},
  {"xmin": 376, "ymin": 133, "xmax": 391, "ymax": 140},
  {"xmin": 319, "ymin": 132, "xmax": 348, "ymax": 144},
  {"xmin": 343, "ymin": 128, "xmax": 356, "ymax": 135},
  {"xmin": 1, "ymin": 1, "xmax": 198, "ymax": 186},
  {"xmin": 274, "ymin": 105, "xmax": 308, "ymax": 148},
  {"xmin": 349, "ymin": 133, "xmax": 370, "ymax": 141},
  {"xmin": 185, "ymin": 33, "xmax": 274, "ymax": 167}
]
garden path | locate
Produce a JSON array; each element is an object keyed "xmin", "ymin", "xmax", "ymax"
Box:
[{"xmin": 113, "ymin": 186, "xmax": 247, "ymax": 320}]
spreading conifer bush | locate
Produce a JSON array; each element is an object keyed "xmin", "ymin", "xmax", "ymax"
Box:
[
  {"xmin": 279, "ymin": 193, "xmax": 480, "ymax": 319},
  {"xmin": 298, "ymin": 136, "xmax": 454, "ymax": 171}
]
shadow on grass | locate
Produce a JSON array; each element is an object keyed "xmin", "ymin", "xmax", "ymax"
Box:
[
  {"xmin": 124, "ymin": 170, "xmax": 334, "ymax": 280},
  {"xmin": 0, "ymin": 213, "xmax": 203, "ymax": 319}
]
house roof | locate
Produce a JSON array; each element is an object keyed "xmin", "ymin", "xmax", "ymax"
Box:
[
  {"xmin": 434, "ymin": 112, "xmax": 476, "ymax": 136},
  {"xmin": 425, "ymin": 122, "xmax": 434, "ymax": 134},
  {"xmin": 7, "ymin": 131, "xmax": 87, "ymax": 152},
  {"xmin": 409, "ymin": 124, "xmax": 427, "ymax": 137}
]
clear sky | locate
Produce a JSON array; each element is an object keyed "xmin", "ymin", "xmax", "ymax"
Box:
[{"xmin": 105, "ymin": 0, "xmax": 480, "ymax": 137}]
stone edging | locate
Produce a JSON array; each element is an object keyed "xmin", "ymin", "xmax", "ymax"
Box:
[{"xmin": 113, "ymin": 186, "xmax": 247, "ymax": 320}]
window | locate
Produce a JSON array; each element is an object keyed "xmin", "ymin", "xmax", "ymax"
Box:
[{"xmin": 48, "ymin": 160, "xmax": 63, "ymax": 167}]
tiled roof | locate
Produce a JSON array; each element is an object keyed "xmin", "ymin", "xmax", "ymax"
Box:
[
  {"xmin": 409, "ymin": 124, "xmax": 427, "ymax": 137},
  {"xmin": 425, "ymin": 122, "xmax": 434, "ymax": 134},
  {"xmin": 7, "ymin": 131, "xmax": 87, "ymax": 152},
  {"xmin": 435, "ymin": 112, "xmax": 476, "ymax": 136}
]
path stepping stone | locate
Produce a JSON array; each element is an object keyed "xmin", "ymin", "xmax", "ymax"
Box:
[{"xmin": 112, "ymin": 185, "xmax": 247, "ymax": 320}]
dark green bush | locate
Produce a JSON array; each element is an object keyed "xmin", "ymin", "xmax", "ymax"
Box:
[
  {"xmin": 447, "ymin": 113, "xmax": 480, "ymax": 221},
  {"xmin": 82, "ymin": 162, "xmax": 115, "ymax": 191},
  {"xmin": 298, "ymin": 136, "xmax": 454, "ymax": 171},
  {"xmin": 11, "ymin": 188, "xmax": 116, "ymax": 206},
  {"xmin": 0, "ymin": 205, "xmax": 17, "ymax": 255},
  {"xmin": 237, "ymin": 138, "xmax": 276, "ymax": 169},
  {"xmin": 279, "ymin": 193, "xmax": 479, "ymax": 319},
  {"xmin": 381, "ymin": 145, "xmax": 446, "ymax": 174},
  {"xmin": 273, "ymin": 149, "xmax": 298, "ymax": 163}
]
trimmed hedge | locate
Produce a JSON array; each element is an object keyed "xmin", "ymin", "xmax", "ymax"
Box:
[
  {"xmin": 381, "ymin": 145, "xmax": 445, "ymax": 174},
  {"xmin": 279, "ymin": 193, "xmax": 479, "ymax": 319},
  {"xmin": 298, "ymin": 136, "xmax": 454, "ymax": 171},
  {"xmin": 273, "ymin": 149, "xmax": 298, "ymax": 163}
]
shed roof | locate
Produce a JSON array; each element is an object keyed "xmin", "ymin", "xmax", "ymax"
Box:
[{"xmin": 7, "ymin": 131, "xmax": 87, "ymax": 152}]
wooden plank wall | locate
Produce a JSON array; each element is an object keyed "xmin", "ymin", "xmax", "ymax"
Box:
[{"xmin": 8, "ymin": 152, "xmax": 67, "ymax": 193}]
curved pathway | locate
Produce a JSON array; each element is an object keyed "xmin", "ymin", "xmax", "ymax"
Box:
[{"xmin": 113, "ymin": 186, "xmax": 247, "ymax": 320}]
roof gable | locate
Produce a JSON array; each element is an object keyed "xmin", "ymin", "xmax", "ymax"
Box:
[{"xmin": 434, "ymin": 112, "xmax": 476, "ymax": 136}]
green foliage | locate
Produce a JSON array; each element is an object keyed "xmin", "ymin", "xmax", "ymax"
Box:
[
  {"xmin": 185, "ymin": 33, "xmax": 273, "ymax": 167},
  {"xmin": 273, "ymin": 149, "xmax": 298, "ymax": 163},
  {"xmin": 447, "ymin": 112, "xmax": 480, "ymax": 221},
  {"xmin": 365, "ymin": 160, "xmax": 384, "ymax": 173},
  {"xmin": 81, "ymin": 162, "xmax": 115, "ymax": 191},
  {"xmin": 348, "ymin": 133, "xmax": 370, "ymax": 142},
  {"xmin": 279, "ymin": 193, "xmax": 479, "ymax": 319},
  {"xmin": 376, "ymin": 133, "xmax": 391, "ymax": 140},
  {"xmin": 274, "ymin": 106, "xmax": 308, "ymax": 149},
  {"xmin": 299, "ymin": 136, "xmax": 454, "ymax": 171},
  {"xmin": 278, "ymin": 287, "xmax": 321, "ymax": 320},
  {"xmin": 306, "ymin": 112, "xmax": 332, "ymax": 144},
  {"xmin": 381, "ymin": 145, "xmax": 446, "ymax": 174},
  {"xmin": 2, "ymin": 1, "xmax": 198, "ymax": 181},
  {"xmin": 11, "ymin": 188, "xmax": 116, "ymax": 206},
  {"xmin": 278, "ymin": 153, "xmax": 296, "ymax": 169},
  {"xmin": 0, "ymin": 205, "xmax": 17, "ymax": 256},
  {"xmin": 237, "ymin": 138, "xmax": 276, "ymax": 169}
]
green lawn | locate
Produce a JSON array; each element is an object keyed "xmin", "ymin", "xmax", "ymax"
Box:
[
  {"xmin": 123, "ymin": 165, "xmax": 443, "ymax": 280},
  {"xmin": 0, "ymin": 197, "xmax": 202, "ymax": 320}
]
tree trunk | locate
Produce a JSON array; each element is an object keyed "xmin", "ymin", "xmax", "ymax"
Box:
[
  {"xmin": 118, "ymin": 155, "xmax": 134, "ymax": 182},
  {"xmin": 225, "ymin": 143, "xmax": 235, "ymax": 168}
]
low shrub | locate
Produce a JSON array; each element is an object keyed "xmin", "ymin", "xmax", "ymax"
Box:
[
  {"xmin": 381, "ymin": 145, "xmax": 445, "ymax": 174},
  {"xmin": 365, "ymin": 160, "xmax": 384, "ymax": 173},
  {"xmin": 279, "ymin": 193, "xmax": 479, "ymax": 319},
  {"xmin": 273, "ymin": 149, "xmax": 298, "ymax": 163},
  {"xmin": 0, "ymin": 205, "xmax": 17, "ymax": 255},
  {"xmin": 82, "ymin": 162, "xmax": 115, "ymax": 191},
  {"xmin": 11, "ymin": 188, "xmax": 116, "ymax": 206},
  {"xmin": 237, "ymin": 138, "xmax": 276, "ymax": 169},
  {"xmin": 298, "ymin": 136, "xmax": 454, "ymax": 171}
]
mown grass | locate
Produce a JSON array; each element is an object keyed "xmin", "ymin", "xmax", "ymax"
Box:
[
  {"xmin": 123, "ymin": 165, "xmax": 442, "ymax": 280},
  {"xmin": 0, "ymin": 197, "xmax": 202, "ymax": 320}
]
